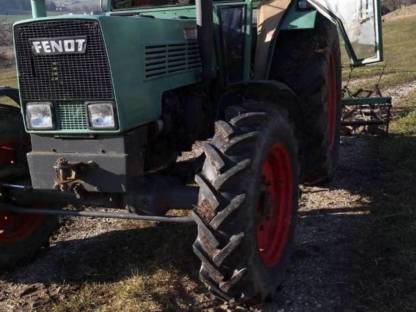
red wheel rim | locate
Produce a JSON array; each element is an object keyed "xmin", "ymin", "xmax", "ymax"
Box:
[
  {"xmin": 0, "ymin": 141, "xmax": 17, "ymax": 166},
  {"xmin": 256, "ymin": 144, "xmax": 293, "ymax": 267},
  {"xmin": 0, "ymin": 141, "xmax": 43, "ymax": 245},
  {"xmin": 326, "ymin": 54, "xmax": 337, "ymax": 150},
  {"xmin": 0, "ymin": 212, "xmax": 43, "ymax": 245}
]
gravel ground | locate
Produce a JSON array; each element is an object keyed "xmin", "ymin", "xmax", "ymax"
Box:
[
  {"xmin": 383, "ymin": 81, "xmax": 416, "ymax": 103},
  {"xmin": 271, "ymin": 137, "xmax": 378, "ymax": 312}
]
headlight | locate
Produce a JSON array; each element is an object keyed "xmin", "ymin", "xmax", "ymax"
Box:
[
  {"xmin": 87, "ymin": 102, "xmax": 116, "ymax": 129},
  {"xmin": 26, "ymin": 102, "xmax": 54, "ymax": 130}
]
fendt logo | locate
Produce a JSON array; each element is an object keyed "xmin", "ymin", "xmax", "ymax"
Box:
[{"xmin": 31, "ymin": 36, "xmax": 87, "ymax": 55}]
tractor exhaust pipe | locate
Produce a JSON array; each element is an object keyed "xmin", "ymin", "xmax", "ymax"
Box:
[
  {"xmin": 196, "ymin": 0, "xmax": 215, "ymax": 80},
  {"xmin": 31, "ymin": 0, "xmax": 47, "ymax": 18}
]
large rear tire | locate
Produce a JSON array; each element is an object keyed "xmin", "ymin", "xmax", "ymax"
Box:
[
  {"xmin": 193, "ymin": 103, "xmax": 299, "ymax": 304},
  {"xmin": 270, "ymin": 14, "xmax": 342, "ymax": 184}
]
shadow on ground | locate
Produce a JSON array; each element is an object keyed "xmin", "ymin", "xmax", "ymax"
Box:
[
  {"xmin": 1, "ymin": 222, "xmax": 214, "ymax": 308},
  {"xmin": 274, "ymin": 135, "xmax": 416, "ymax": 312}
]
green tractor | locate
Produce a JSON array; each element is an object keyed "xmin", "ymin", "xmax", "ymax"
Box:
[{"xmin": 0, "ymin": 0, "xmax": 384, "ymax": 305}]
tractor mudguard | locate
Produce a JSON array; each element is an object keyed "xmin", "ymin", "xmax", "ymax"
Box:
[
  {"xmin": 0, "ymin": 87, "xmax": 20, "ymax": 105},
  {"xmin": 219, "ymin": 80, "xmax": 304, "ymax": 134}
]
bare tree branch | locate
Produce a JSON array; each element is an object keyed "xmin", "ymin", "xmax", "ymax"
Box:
[{"xmin": 0, "ymin": 18, "xmax": 12, "ymax": 63}]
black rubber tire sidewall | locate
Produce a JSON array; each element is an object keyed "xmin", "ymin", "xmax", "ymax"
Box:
[
  {"xmin": 193, "ymin": 105, "xmax": 299, "ymax": 303},
  {"xmin": 243, "ymin": 110, "xmax": 299, "ymax": 299},
  {"xmin": 270, "ymin": 14, "xmax": 342, "ymax": 183},
  {"xmin": 0, "ymin": 104, "xmax": 57, "ymax": 270},
  {"xmin": 0, "ymin": 215, "xmax": 58, "ymax": 270}
]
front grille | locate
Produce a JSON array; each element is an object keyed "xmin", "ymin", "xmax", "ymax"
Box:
[
  {"xmin": 55, "ymin": 102, "xmax": 88, "ymax": 130},
  {"xmin": 145, "ymin": 41, "xmax": 202, "ymax": 79},
  {"xmin": 14, "ymin": 20, "xmax": 113, "ymax": 101}
]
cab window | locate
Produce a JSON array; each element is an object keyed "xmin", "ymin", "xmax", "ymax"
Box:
[
  {"xmin": 112, "ymin": 0, "xmax": 192, "ymax": 10},
  {"xmin": 308, "ymin": 0, "xmax": 383, "ymax": 65}
]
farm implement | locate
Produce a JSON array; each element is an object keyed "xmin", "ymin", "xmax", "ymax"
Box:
[{"xmin": 342, "ymin": 67, "xmax": 392, "ymax": 135}]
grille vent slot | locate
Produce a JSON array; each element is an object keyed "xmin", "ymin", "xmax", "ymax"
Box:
[
  {"xmin": 145, "ymin": 41, "xmax": 202, "ymax": 79},
  {"xmin": 55, "ymin": 102, "xmax": 88, "ymax": 130}
]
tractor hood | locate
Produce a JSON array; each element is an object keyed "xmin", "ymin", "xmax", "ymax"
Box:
[{"xmin": 13, "ymin": 15, "xmax": 202, "ymax": 134}]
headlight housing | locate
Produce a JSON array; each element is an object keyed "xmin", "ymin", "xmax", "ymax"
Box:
[
  {"xmin": 87, "ymin": 102, "xmax": 116, "ymax": 129},
  {"xmin": 26, "ymin": 102, "xmax": 54, "ymax": 130}
]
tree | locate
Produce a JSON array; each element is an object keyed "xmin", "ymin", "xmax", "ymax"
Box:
[
  {"xmin": 46, "ymin": 1, "xmax": 57, "ymax": 11},
  {"xmin": 0, "ymin": 18, "xmax": 12, "ymax": 63},
  {"xmin": 0, "ymin": 0, "xmax": 31, "ymax": 14}
]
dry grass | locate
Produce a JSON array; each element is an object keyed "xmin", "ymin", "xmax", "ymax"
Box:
[
  {"xmin": 0, "ymin": 66, "xmax": 18, "ymax": 106},
  {"xmin": 383, "ymin": 4, "xmax": 416, "ymax": 20},
  {"xmin": 390, "ymin": 89, "xmax": 416, "ymax": 135},
  {"xmin": 0, "ymin": 66, "xmax": 16, "ymax": 87},
  {"xmin": 43, "ymin": 222, "xmax": 213, "ymax": 312}
]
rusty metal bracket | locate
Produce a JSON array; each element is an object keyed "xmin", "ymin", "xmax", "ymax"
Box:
[{"xmin": 53, "ymin": 157, "xmax": 96, "ymax": 194}]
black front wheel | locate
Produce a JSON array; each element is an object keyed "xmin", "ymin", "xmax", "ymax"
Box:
[
  {"xmin": 193, "ymin": 103, "xmax": 299, "ymax": 304},
  {"xmin": 0, "ymin": 104, "xmax": 58, "ymax": 270},
  {"xmin": 0, "ymin": 205, "xmax": 58, "ymax": 270}
]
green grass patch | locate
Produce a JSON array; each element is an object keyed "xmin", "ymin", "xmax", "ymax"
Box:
[{"xmin": 390, "ymin": 90, "xmax": 416, "ymax": 135}]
